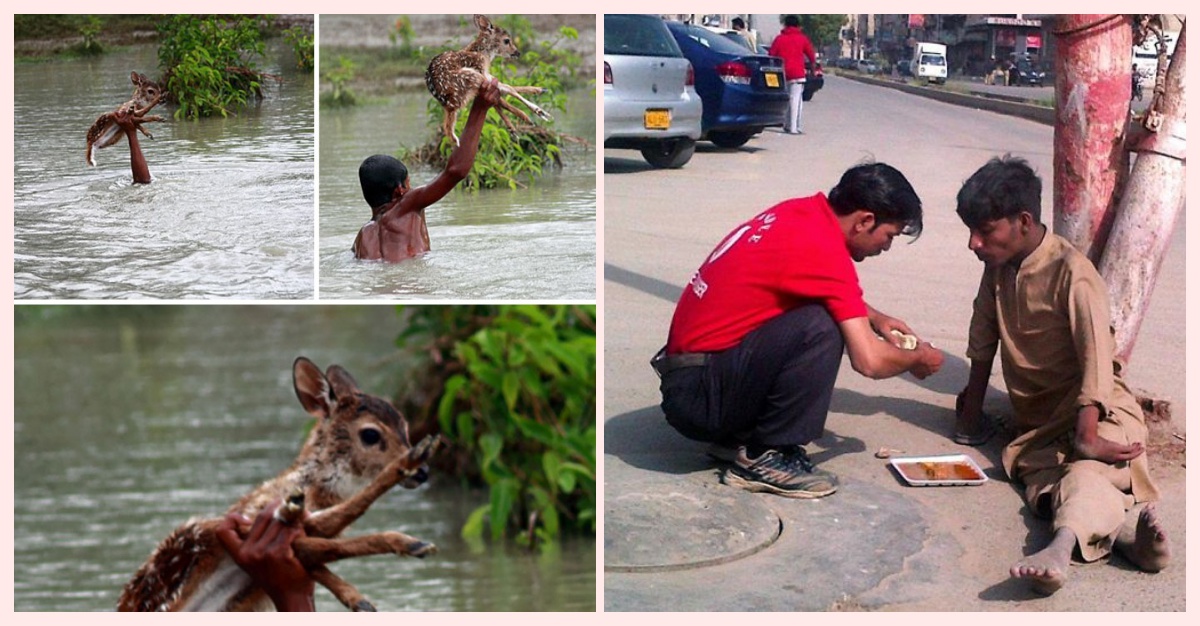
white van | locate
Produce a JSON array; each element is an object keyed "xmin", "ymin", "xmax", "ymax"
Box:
[{"xmin": 912, "ymin": 42, "xmax": 947, "ymax": 84}]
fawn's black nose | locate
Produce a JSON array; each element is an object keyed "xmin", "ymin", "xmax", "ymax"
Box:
[{"xmin": 402, "ymin": 465, "xmax": 430, "ymax": 489}]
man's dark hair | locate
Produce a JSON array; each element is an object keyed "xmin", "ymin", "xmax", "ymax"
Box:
[
  {"xmin": 732, "ymin": 17, "xmax": 746, "ymax": 29},
  {"xmin": 955, "ymin": 154, "xmax": 1042, "ymax": 229},
  {"xmin": 828, "ymin": 162, "xmax": 923, "ymax": 237},
  {"xmin": 359, "ymin": 154, "xmax": 409, "ymax": 217},
  {"xmin": 784, "ymin": 15, "xmax": 800, "ymax": 28}
]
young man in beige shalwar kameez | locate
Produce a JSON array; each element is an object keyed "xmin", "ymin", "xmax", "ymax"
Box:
[{"xmin": 952, "ymin": 156, "xmax": 1171, "ymax": 595}]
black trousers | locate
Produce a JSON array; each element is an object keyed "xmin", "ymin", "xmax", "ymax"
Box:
[{"xmin": 659, "ymin": 304, "xmax": 844, "ymax": 447}]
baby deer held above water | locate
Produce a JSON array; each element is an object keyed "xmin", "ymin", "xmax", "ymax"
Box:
[
  {"xmin": 117, "ymin": 357, "xmax": 445, "ymax": 612},
  {"xmin": 86, "ymin": 72, "xmax": 167, "ymax": 167},
  {"xmin": 425, "ymin": 14, "xmax": 553, "ymax": 146}
]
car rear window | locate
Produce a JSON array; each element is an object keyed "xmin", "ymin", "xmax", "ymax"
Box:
[
  {"xmin": 605, "ymin": 15, "xmax": 683, "ymax": 57},
  {"xmin": 677, "ymin": 24, "xmax": 751, "ymax": 55}
]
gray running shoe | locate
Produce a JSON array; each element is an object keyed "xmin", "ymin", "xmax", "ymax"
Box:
[{"xmin": 724, "ymin": 445, "xmax": 838, "ymax": 498}]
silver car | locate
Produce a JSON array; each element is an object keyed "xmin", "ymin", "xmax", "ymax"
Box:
[{"xmin": 603, "ymin": 15, "xmax": 703, "ymax": 169}]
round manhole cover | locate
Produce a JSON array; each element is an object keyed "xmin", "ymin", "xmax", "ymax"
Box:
[{"xmin": 604, "ymin": 478, "xmax": 781, "ymax": 572}]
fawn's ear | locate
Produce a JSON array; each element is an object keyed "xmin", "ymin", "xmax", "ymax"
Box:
[
  {"xmin": 130, "ymin": 71, "xmax": 139, "ymax": 83},
  {"xmin": 474, "ymin": 14, "xmax": 493, "ymax": 32},
  {"xmin": 293, "ymin": 357, "xmax": 335, "ymax": 418},
  {"xmin": 324, "ymin": 365, "xmax": 363, "ymax": 405}
]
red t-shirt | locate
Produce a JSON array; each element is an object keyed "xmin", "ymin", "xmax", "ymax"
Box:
[
  {"xmin": 666, "ymin": 194, "xmax": 868, "ymax": 354},
  {"xmin": 767, "ymin": 26, "xmax": 816, "ymax": 81}
]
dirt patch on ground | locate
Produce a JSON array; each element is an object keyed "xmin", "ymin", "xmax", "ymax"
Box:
[
  {"xmin": 318, "ymin": 15, "xmax": 595, "ymax": 96},
  {"xmin": 319, "ymin": 15, "xmax": 595, "ymax": 68},
  {"xmin": 14, "ymin": 15, "xmax": 313, "ymax": 58}
]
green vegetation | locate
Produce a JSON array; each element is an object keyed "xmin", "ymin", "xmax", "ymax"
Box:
[
  {"xmin": 156, "ymin": 15, "xmax": 272, "ymax": 119},
  {"xmin": 402, "ymin": 17, "xmax": 588, "ymax": 190},
  {"xmin": 75, "ymin": 16, "xmax": 104, "ymax": 56},
  {"xmin": 790, "ymin": 14, "xmax": 847, "ymax": 48},
  {"xmin": 322, "ymin": 57, "xmax": 359, "ymax": 107},
  {"xmin": 283, "ymin": 25, "xmax": 314, "ymax": 71},
  {"xmin": 389, "ymin": 16, "xmax": 420, "ymax": 59},
  {"xmin": 395, "ymin": 305, "xmax": 596, "ymax": 547}
]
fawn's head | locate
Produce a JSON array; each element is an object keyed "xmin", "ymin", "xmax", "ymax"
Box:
[
  {"xmin": 292, "ymin": 357, "xmax": 427, "ymax": 500},
  {"xmin": 129, "ymin": 71, "xmax": 165, "ymax": 109},
  {"xmin": 466, "ymin": 14, "xmax": 521, "ymax": 60}
]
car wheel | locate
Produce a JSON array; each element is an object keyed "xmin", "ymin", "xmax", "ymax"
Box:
[
  {"xmin": 640, "ymin": 138, "xmax": 696, "ymax": 169},
  {"xmin": 708, "ymin": 130, "xmax": 756, "ymax": 149}
]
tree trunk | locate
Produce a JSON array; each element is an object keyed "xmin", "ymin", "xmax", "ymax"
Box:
[
  {"xmin": 1098, "ymin": 23, "xmax": 1186, "ymax": 362},
  {"xmin": 1052, "ymin": 14, "xmax": 1132, "ymax": 263}
]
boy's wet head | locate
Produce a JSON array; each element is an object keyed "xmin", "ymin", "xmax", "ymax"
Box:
[{"xmin": 359, "ymin": 155, "xmax": 410, "ymax": 215}]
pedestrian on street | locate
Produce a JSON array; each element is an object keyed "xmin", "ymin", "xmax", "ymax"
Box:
[
  {"xmin": 731, "ymin": 17, "xmax": 757, "ymax": 52},
  {"xmin": 652, "ymin": 162, "xmax": 945, "ymax": 498},
  {"xmin": 954, "ymin": 155, "xmax": 1171, "ymax": 595},
  {"xmin": 768, "ymin": 15, "xmax": 817, "ymax": 134}
]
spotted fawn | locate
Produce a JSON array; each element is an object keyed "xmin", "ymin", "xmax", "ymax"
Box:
[
  {"xmin": 117, "ymin": 357, "xmax": 444, "ymax": 612},
  {"xmin": 86, "ymin": 72, "xmax": 167, "ymax": 166},
  {"xmin": 425, "ymin": 14, "xmax": 553, "ymax": 146}
]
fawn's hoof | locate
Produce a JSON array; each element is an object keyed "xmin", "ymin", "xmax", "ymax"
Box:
[
  {"xmin": 410, "ymin": 541, "xmax": 438, "ymax": 558},
  {"xmin": 353, "ymin": 600, "xmax": 377, "ymax": 612}
]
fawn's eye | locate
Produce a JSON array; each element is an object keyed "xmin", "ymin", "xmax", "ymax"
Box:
[
  {"xmin": 359, "ymin": 428, "xmax": 382, "ymax": 446},
  {"xmin": 504, "ymin": 38, "xmax": 511, "ymax": 44}
]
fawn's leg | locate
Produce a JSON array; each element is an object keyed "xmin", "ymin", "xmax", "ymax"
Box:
[
  {"xmin": 294, "ymin": 531, "xmax": 437, "ymax": 566},
  {"xmin": 441, "ymin": 108, "xmax": 462, "ymax": 146},
  {"xmin": 308, "ymin": 565, "xmax": 376, "ymax": 612},
  {"xmin": 134, "ymin": 115, "xmax": 167, "ymax": 140},
  {"xmin": 497, "ymin": 82, "xmax": 553, "ymax": 121},
  {"xmin": 304, "ymin": 436, "xmax": 444, "ymax": 538}
]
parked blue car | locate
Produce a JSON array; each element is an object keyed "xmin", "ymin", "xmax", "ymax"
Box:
[{"xmin": 664, "ymin": 20, "xmax": 789, "ymax": 148}]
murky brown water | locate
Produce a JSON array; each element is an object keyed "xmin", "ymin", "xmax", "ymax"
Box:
[
  {"xmin": 13, "ymin": 306, "xmax": 596, "ymax": 611},
  {"xmin": 13, "ymin": 42, "xmax": 314, "ymax": 300}
]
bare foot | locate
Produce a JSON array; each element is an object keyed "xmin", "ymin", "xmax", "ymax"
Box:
[
  {"xmin": 1011, "ymin": 527, "xmax": 1075, "ymax": 595},
  {"xmin": 1116, "ymin": 503, "xmax": 1171, "ymax": 572}
]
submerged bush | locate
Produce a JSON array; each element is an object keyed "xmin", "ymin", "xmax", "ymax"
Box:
[{"xmin": 156, "ymin": 15, "xmax": 272, "ymax": 119}]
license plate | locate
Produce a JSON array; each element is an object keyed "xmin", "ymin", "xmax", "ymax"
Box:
[
  {"xmin": 764, "ymin": 72, "xmax": 781, "ymax": 88},
  {"xmin": 644, "ymin": 109, "xmax": 671, "ymax": 130}
]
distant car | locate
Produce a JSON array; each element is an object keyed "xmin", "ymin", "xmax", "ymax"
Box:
[
  {"xmin": 855, "ymin": 59, "xmax": 879, "ymax": 74},
  {"xmin": 665, "ymin": 20, "xmax": 789, "ymax": 148},
  {"xmin": 603, "ymin": 14, "xmax": 703, "ymax": 168},
  {"xmin": 835, "ymin": 57, "xmax": 856, "ymax": 70},
  {"xmin": 896, "ymin": 59, "xmax": 912, "ymax": 76},
  {"xmin": 1009, "ymin": 60, "xmax": 1046, "ymax": 86}
]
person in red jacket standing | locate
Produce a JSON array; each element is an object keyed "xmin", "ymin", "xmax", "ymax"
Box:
[{"xmin": 768, "ymin": 15, "xmax": 818, "ymax": 134}]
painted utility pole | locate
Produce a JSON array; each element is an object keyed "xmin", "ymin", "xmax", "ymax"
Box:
[
  {"xmin": 1099, "ymin": 22, "xmax": 1186, "ymax": 362},
  {"xmin": 1051, "ymin": 14, "xmax": 1132, "ymax": 263}
]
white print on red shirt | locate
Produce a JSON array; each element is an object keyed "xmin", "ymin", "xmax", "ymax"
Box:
[{"xmin": 693, "ymin": 212, "xmax": 777, "ymax": 299}]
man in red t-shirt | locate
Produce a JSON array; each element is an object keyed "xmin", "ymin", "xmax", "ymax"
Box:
[
  {"xmin": 768, "ymin": 15, "xmax": 817, "ymax": 134},
  {"xmin": 653, "ymin": 162, "xmax": 944, "ymax": 498}
]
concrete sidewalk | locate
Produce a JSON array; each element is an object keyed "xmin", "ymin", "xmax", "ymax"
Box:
[{"xmin": 603, "ymin": 75, "xmax": 1186, "ymax": 611}]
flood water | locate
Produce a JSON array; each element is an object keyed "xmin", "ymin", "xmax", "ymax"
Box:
[
  {"xmin": 318, "ymin": 89, "xmax": 596, "ymax": 299},
  {"xmin": 13, "ymin": 42, "xmax": 314, "ymax": 300},
  {"xmin": 13, "ymin": 306, "xmax": 596, "ymax": 611}
]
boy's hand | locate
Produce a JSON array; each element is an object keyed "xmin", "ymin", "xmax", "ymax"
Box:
[
  {"xmin": 216, "ymin": 501, "xmax": 316, "ymax": 611},
  {"xmin": 476, "ymin": 78, "xmax": 503, "ymax": 109},
  {"xmin": 907, "ymin": 342, "xmax": 943, "ymax": 379}
]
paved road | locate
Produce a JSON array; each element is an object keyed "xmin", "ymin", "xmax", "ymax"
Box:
[{"xmin": 602, "ymin": 74, "xmax": 1185, "ymax": 611}]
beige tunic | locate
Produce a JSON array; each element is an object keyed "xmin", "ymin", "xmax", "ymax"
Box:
[{"xmin": 966, "ymin": 232, "xmax": 1160, "ymax": 561}]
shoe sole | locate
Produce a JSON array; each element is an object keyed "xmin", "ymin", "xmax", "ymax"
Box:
[{"xmin": 722, "ymin": 469, "xmax": 838, "ymax": 499}]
